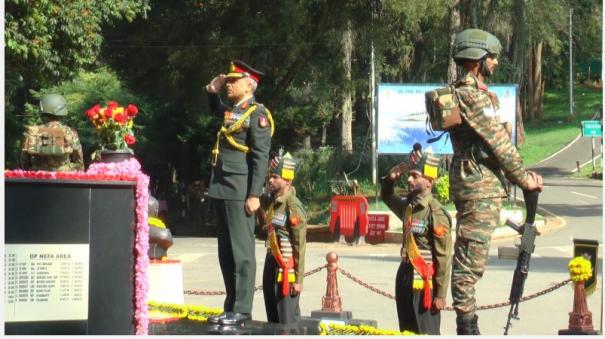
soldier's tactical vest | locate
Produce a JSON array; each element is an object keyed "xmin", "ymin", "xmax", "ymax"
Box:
[{"xmin": 24, "ymin": 126, "xmax": 72, "ymax": 156}]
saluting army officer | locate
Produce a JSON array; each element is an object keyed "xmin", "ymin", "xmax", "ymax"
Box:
[
  {"xmin": 381, "ymin": 152, "xmax": 452, "ymax": 335},
  {"xmin": 260, "ymin": 152, "xmax": 307, "ymax": 325},
  {"xmin": 205, "ymin": 60, "xmax": 274, "ymax": 326}
]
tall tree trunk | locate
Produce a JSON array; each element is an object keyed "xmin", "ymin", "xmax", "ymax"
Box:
[
  {"xmin": 515, "ymin": 96, "xmax": 526, "ymax": 145},
  {"xmin": 447, "ymin": 0, "xmax": 461, "ymax": 84},
  {"xmin": 340, "ymin": 20, "xmax": 354, "ymax": 155},
  {"xmin": 526, "ymin": 45, "xmax": 535, "ymax": 121},
  {"xmin": 530, "ymin": 41, "xmax": 544, "ymax": 120},
  {"xmin": 511, "ymin": 0, "xmax": 528, "ymax": 127},
  {"xmin": 321, "ymin": 122, "xmax": 327, "ymax": 146},
  {"xmin": 303, "ymin": 135, "xmax": 311, "ymax": 149}
]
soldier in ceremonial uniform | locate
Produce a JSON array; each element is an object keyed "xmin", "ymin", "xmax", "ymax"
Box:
[
  {"xmin": 259, "ymin": 152, "xmax": 307, "ymax": 325},
  {"xmin": 449, "ymin": 28, "xmax": 543, "ymax": 334},
  {"xmin": 21, "ymin": 94, "xmax": 84, "ymax": 172},
  {"xmin": 205, "ymin": 60, "xmax": 274, "ymax": 326},
  {"xmin": 381, "ymin": 152, "xmax": 452, "ymax": 335}
]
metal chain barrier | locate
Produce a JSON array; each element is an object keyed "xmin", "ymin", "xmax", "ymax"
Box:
[
  {"xmin": 337, "ymin": 266, "xmax": 572, "ymax": 311},
  {"xmin": 184, "ymin": 264, "xmax": 327, "ymax": 296}
]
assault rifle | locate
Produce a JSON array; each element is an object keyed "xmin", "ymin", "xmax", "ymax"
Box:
[{"xmin": 499, "ymin": 189, "xmax": 540, "ymax": 335}]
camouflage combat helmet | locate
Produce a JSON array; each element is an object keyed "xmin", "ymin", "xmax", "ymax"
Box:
[
  {"xmin": 39, "ymin": 94, "xmax": 68, "ymax": 116},
  {"xmin": 454, "ymin": 28, "xmax": 502, "ymax": 61}
]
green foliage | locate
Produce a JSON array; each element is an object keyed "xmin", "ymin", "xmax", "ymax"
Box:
[
  {"xmin": 5, "ymin": 0, "xmax": 150, "ymax": 85},
  {"xmin": 433, "ymin": 174, "xmax": 450, "ymax": 205},
  {"xmin": 292, "ymin": 147, "xmax": 335, "ymax": 203},
  {"xmin": 518, "ymin": 84, "xmax": 603, "ymax": 165},
  {"xmin": 11, "ymin": 68, "xmax": 158, "ymax": 167}
]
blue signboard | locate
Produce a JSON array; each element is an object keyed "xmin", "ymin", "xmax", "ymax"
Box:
[{"xmin": 377, "ymin": 83, "xmax": 518, "ymax": 155}]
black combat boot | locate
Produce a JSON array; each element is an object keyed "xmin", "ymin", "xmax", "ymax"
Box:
[
  {"xmin": 470, "ymin": 314, "xmax": 480, "ymax": 335},
  {"xmin": 456, "ymin": 314, "xmax": 476, "ymax": 335}
]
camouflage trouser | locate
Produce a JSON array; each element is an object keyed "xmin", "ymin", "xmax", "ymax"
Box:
[{"xmin": 451, "ymin": 197, "xmax": 502, "ymax": 316}]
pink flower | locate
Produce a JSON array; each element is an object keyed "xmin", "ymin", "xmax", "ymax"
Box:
[
  {"xmin": 108, "ymin": 101, "xmax": 119, "ymax": 109},
  {"xmin": 104, "ymin": 108, "xmax": 113, "ymax": 118},
  {"xmin": 127, "ymin": 104, "xmax": 139, "ymax": 117},
  {"xmin": 125, "ymin": 134, "xmax": 136, "ymax": 145}
]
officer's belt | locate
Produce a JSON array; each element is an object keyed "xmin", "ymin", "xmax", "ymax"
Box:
[{"xmin": 211, "ymin": 105, "xmax": 274, "ymax": 166}]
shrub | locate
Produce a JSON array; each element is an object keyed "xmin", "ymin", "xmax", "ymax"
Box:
[{"xmin": 433, "ymin": 173, "xmax": 450, "ymax": 205}]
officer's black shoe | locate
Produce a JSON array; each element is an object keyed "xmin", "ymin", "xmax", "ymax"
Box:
[
  {"xmin": 456, "ymin": 314, "xmax": 477, "ymax": 335},
  {"xmin": 208, "ymin": 312, "xmax": 231, "ymax": 324},
  {"xmin": 219, "ymin": 312, "xmax": 252, "ymax": 326}
]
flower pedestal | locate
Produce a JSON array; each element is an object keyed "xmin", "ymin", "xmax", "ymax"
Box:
[
  {"xmin": 559, "ymin": 256, "xmax": 600, "ymax": 335},
  {"xmin": 99, "ymin": 149, "xmax": 134, "ymax": 163},
  {"xmin": 558, "ymin": 281, "xmax": 599, "ymax": 335}
]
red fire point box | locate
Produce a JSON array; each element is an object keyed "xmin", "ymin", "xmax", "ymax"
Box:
[{"xmin": 366, "ymin": 214, "xmax": 390, "ymax": 244}]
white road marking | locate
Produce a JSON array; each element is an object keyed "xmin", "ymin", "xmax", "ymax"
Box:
[{"xmin": 571, "ymin": 191, "xmax": 598, "ymax": 199}]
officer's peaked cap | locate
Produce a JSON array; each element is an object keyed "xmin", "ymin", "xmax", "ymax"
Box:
[{"xmin": 226, "ymin": 60, "xmax": 264, "ymax": 82}]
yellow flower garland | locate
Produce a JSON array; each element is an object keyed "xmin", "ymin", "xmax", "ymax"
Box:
[
  {"xmin": 147, "ymin": 301, "xmax": 223, "ymax": 322},
  {"xmin": 568, "ymin": 256, "xmax": 592, "ymax": 283},
  {"xmin": 149, "ymin": 301, "xmax": 417, "ymax": 335},
  {"xmin": 319, "ymin": 322, "xmax": 416, "ymax": 336}
]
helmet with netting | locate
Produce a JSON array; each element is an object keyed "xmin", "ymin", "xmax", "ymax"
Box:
[
  {"xmin": 39, "ymin": 94, "xmax": 68, "ymax": 117},
  {"xmin": 454, "ymin": 28, "xmax": 502, "ymax": 62}
]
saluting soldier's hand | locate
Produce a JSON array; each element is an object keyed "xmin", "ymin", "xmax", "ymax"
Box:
[
  {"xmin": 387, "ymin": 163, "xmax": 408, "ymax": 181},
  {"xmin": 245, "ymin": 196, "xmax": 260, "ymax": 215},
  {"xmin": 206, "ymin": 74, "xmax": 226, "ymax": 93},
  {"xmin": 526, "ymin": 171, "xmax": 544, "ymax": 192}
]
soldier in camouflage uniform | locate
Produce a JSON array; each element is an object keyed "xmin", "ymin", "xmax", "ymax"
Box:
[
  {"xmin": 21, "ymin": 94, "xmax": 84, "ymax": 172},
  {"xmin": 449, "ymin": 29, "xmax": 544, "ymax": 334},
  {"xmin": 381, "ymin": 152, "xmax": 452, "ymax": 334},
  {"xmin": 205, "ymin": 60, "xmax": 274, "ymax": 326},
  {"xmin": 259, "ymin": 152, "xmax": 307, "ymax": 325}
]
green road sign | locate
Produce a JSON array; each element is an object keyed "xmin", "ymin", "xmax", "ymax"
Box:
[{"xmin": 581, "ymin": 120, "xmax": 603, "ymax": 137}]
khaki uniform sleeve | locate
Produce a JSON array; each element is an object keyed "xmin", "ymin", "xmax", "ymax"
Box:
[
  {"xmin": 458, "ymin": 89, "xmax": 530, "ymax": 189},
  {"xmin": 288, "ymin": 196, "xmax": 307, "ymax": 284},
  {"xmin": 430, "ymin": 201, "xmax": 452, "ymax": 299},
  {"xmin": 380, "ymin": 176, "xmax": 407, "ymax": 220}
]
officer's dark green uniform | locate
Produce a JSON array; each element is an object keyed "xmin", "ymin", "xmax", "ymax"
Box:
[
  {"xmin": 380, "ymin": 153, "xmax": 452, "ymax": 334},
  {"xmin": 206, "ymin": 61, "xmax": 273, "ymax": 321},
  {"xmin": 260, "ymin": 153, "xmax": 307, "ymax": 324}
]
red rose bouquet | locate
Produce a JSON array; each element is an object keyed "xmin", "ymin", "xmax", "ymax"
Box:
[{"xmin": 86, "ymin": 101, "xmax": 139, "ymax": 152}]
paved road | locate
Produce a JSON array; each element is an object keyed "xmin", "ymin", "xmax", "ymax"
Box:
[{"xmin": 165, "ymin": 133, "xmax": 603, "ymax": 335}]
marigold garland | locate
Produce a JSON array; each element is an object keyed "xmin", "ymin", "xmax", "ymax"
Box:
[
  {"xmin": 568, "ymin": 256, "xmax": 592, "ymax": 283},
  {"xmin": 319, "ymin": 322, "xmax": 416, "ymax": 336},
  {"xmin": 147, "ymin": 301, "xmax": 223, "ymax": 322}
]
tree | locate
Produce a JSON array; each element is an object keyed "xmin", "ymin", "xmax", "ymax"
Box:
[{"xmin": 4, "ymin": 0, "xmax": 150, "ymax": 167}]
